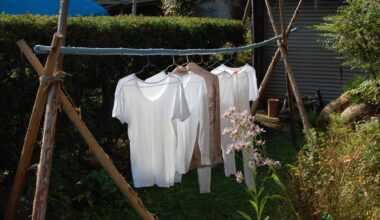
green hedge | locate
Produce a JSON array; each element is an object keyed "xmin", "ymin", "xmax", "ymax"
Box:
[{"xmin": 0, "ymin": 14, "xmax": 246, "ymax": 218}]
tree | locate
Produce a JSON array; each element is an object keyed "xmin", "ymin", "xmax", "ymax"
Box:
[{"xmin": 315, "ymin": 0, "xmax": 380, "ymax": 79}]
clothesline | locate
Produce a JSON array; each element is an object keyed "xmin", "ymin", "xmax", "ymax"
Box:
[{"xmin": 33, "ymin": 28, "xmax": 297, "ymax": 56}]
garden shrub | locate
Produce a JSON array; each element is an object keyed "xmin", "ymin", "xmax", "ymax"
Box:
[
  {"xmin": 346, "ymin": 78, "xmax": 380, "ymax": 105},
  {"xmin": 315, "ymin": 0, "xmax": 380, "ymax": 78},
  {"xmin": 293, "ymin": 115, "xmax": 380, "ymax": 219},
  {"xmin": 0, "ymin": 14, "xmax": 246, "ymax": 217}
]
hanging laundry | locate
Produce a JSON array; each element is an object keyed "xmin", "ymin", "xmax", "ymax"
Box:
[
  {"xmin": 186, "ymin": 62, "xmax": 223, "ymax": 193},
  {"xmin": 112, "ymin": 72, "xmax": 190, "ymax": 188},
  {"xmin": 146, "ymin": 70, "xmax": 211, "ymax": 171},
  {"xmin": 211, "ymin": 64, "xmax": 258, "ymax": 189},
  {"xmin": 187, "ymin": 62, "xmax": 223, "ymax": 167},
  {"xmin": 146, "ymin": 70, "xmax": 212, "ymax": 193}
]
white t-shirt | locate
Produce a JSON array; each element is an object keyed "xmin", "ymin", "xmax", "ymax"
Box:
[
  {"xmin": 112, "ymin": 73, "xmax": 190, "ymax": 188},
  {"xmin": 146, "ymin": 71, "xmax": 211, "ymax": 174},
  {"xmin": 211, "ymin": 64, "xmax": 258, "ymax": 189}
]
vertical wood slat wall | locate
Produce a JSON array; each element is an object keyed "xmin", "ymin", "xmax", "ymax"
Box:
[{"xmin": 261, "ymin": 0, "xmax": 360, "ymax": 102}]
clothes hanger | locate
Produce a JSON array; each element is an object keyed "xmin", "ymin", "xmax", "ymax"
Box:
[
  {"xmin": 223, "ymin": 53, "xmax": 235, "ymax": 67},
  {"xmin": 165, "ymin": 55, "xmax": 178, "ymax": 72},
  {"xmin": 204, "ymin": 57, "xmax": 223, "ymax": 71},
  {"xmin": 135, "ymin": 56, "xmax": 160, "ymax": 75},
  {"xmin": 174, "ymin": 55, "xmax": 190, "ymax": 74}
]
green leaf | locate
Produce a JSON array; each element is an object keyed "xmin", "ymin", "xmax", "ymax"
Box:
[
  {"xmin": 258, "ymin": 186, "xmax": 265, "ymax": 198},
  {"xmin": 249, "ymin": 200, "xmax": 259, "ymax": 213},
  {"xmin": 271, "ymin": 173, "xmax": 286, "ymax": 192},
  {"xmin": 237, "ymin": 210, "xmax": 253, "ymax": 220},
  {"xmin": 259, "ymin": 194, "xmax": 268, "ymax": 216},
  {"xmin": 268, "ymin": 195, "xmax": 286, "ymax": 201}
]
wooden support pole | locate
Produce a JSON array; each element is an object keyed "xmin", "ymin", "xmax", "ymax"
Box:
[
  {"xmin": 279, "ymin": 0, "xmax": 298, "ymax": 148},
  {"xmin": 31, "ymin": 0, "xmax": 69, "ymax": 217},
  {"xmin": 5, "ymin": 35, "xmax": 63, "ymax": 220},
  {"xmin": 242, "ymin": 0, "xmax": 251, "ymax": 23},
  {"xmin": 250, "ymin": 0, "xmax": 303, "ymax": 114},
  {"xmin": 132, "ymin": 0, "xmax": 137, "ymax": 15},
  {"xmin": 251, "ymin": 0, "xmax": 255, "ymax": 67},
  {"xmin": 264, "ymin": 0, "xmax": 311, "ymax": 130},
  {"xmin": 31, "ymin": 78, "xmax": 61, "ymax": 220},
  {"xmin": 55, "ymin": 0, "xmax": 69, "ymax": 72},
  {"xmin": 59, "ymin": 94, "xmax": 156, "ymax": 220},
  {"xmin": 16, "ymin": 41, "xmax": 156, "ymax": 220}
]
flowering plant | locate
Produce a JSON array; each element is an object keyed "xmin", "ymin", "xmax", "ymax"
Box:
[{"xmin": 222, "ymin": 107, "xmax": 299, "ymax": 220}]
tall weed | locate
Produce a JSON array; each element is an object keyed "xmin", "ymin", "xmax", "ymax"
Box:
[{"xmin": 292, "ymin": 115, "xmax": 380, "ymax": 219}]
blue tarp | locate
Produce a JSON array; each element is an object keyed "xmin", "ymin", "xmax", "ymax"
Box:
[{"xmin": 0, "ymin": 0, "xmax": 109, "ymax": 16}]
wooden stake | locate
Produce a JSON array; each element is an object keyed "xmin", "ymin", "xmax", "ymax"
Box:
[
  {"xmin": 264, "ymin": 0, "xmax": 311, "ymax": 130},
  {"xmin": 31, "ymin": 80, "xmax": 61, "ymax": 220},
  {"xmin": 59, "ymin": 94, "xmax": 156, "ymax": 220},
  {"xmin": 55, "ymin": 0, "xmax": 69, "ymax": 72},
  {"xmin": 279, "ymin": 0, "xmax": 298, "ymax": 148},
  {"xmin": 17, "ymin": 41, "xmax": 156, "ymax": 220},
  {"xmin": 5, "ymin": 35, "xmax": 63, "ymax": 220},
  {"xmin": 250, "ymin": 0, "xmax": 303, "ymax": 114}
]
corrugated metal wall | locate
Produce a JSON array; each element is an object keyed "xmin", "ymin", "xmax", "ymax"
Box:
[{"xmin": 263, "ymin": 0, "xmax": 360, "ymax": 102}]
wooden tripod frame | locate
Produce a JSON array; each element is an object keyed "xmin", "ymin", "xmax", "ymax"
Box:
[
  {"xmin": 250, "ymin": 0, "xmax": 311, "ymax": 131},
  {"xmin": 5, "ymin": 0, "xmax": 310, "ymax": 219},
  {"xmin": 4, "ymin": 1, "xmax": 155, "ymax": 220}
]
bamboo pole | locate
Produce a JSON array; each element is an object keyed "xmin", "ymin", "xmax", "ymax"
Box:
[
  {"xmin": 263, "ymin": 0, "xmax": 311, "ymax": 130},
  {"xmin": 17, "ymin": 41, "xmax": 156, "ymax": 220},
  {"xmin": 250, "ymin": 0, "xmax": 303, "ymax": 115},
  {"xmin": 5, "ymin": 35, "xmax": 63, "ymax": 220}
]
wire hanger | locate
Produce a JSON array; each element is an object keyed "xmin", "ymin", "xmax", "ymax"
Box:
[
  {"xmin": 135, "ymin": 56, "xmax": 160, "ymax": 75},
  {"xmin": 165, "ymin": 55, "xmax": 178, "ymax": 72},
  {"xmin": 204, "ymin": 56, "xmax": 223, "ymax": 71},
  {"xmin": 223, "ymin": 53, "xmax": 235, "ymax": 67},
  {"xmin": 174, "ymin": 55, "xmax": 190, "ymax": 74}
]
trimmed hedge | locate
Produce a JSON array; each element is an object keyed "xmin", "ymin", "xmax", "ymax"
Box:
[{"xmin": 0, "ymin": 15, "xmax": 246, "ymax": 218}]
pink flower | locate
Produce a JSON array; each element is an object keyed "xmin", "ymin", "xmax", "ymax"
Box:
[
  {"xmin": 263, "ymin": 158, "xmax": 281, "ymax": 169},
  {"xmin": 248, "ymin": 160, "xmax": 255, "ymax": 169},
  {"xmin": 226, "ymin": 144, "xmax": 234, "ymax": 154},
  {"xmin": 235, "ymin": 171, "xmax": 244, "ymax": 183}
]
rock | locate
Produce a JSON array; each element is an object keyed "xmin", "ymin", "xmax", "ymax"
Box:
[
  {"xmin": 341, "ymin": 103, "xmax": 375, "ymax": 121},
  {"xmin": 320, "ymin": 93, "xmax": 350, "ymax": 120}
]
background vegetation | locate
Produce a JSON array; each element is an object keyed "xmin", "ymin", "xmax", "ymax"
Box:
[{"xmin": 315, "ymin": 0, "xmax": 380, "ymax": 79}]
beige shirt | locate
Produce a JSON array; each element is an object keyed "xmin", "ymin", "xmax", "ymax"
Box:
[{"xmin": 185, "ymin": 62, "xmax": 222, "ymax": 169}]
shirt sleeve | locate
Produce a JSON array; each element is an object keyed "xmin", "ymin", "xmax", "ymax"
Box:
[
  {"xmin": 247, "ymin": 67, "xmax": 258, "ymax": 101},
  {"xmin": 112, "ymin": 83, "xmax": 129, "ymax": 124},
  {"xmin": 198, "ymin": 80, "xmax": 211, "ymax": 165},
  {"xmin": 172, "ymin": 81, "xmax": 190, "ymax": 121}
]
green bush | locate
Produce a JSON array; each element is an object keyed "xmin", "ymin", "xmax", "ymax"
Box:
[
  {"xmin": 0, "ymin": 14, "xmax": 246, "ymax": 217},
  {"xmin": 315, "ymin": 0, "xmax": 380, "ymax": 78},
  {"xmin": 293, "ymin": 116, "xmax": 380, "ymax": 219},
  {"xmin": 346, "ymin": 78, "xmax": 380, "ymax": 105}
]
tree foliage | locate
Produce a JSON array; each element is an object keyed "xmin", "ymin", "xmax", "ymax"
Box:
[{"xmin": 315, "ymin": 0, "xmax": 380, "ymax": 78}]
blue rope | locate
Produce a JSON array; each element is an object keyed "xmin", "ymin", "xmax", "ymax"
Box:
[{"xmin": 33, "ymin": 28, "xmax": 296, "ymax": 56}]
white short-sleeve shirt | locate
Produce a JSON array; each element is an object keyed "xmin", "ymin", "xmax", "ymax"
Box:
[
  {"xmin": 146, "ymin": 71, "xmax": 211, "ymax": 174},
  {"xmin": 112, "ymin": 73, "xmax": 190, "ymax": 187}
]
